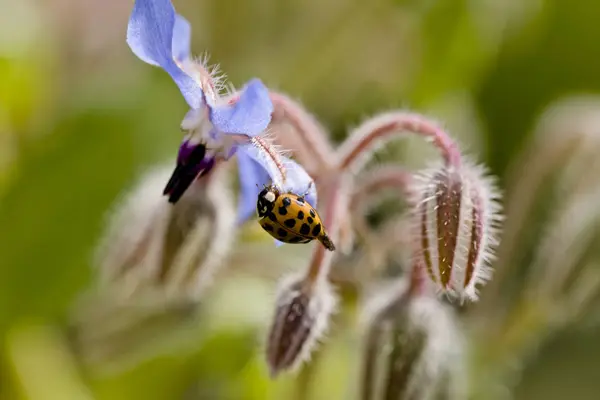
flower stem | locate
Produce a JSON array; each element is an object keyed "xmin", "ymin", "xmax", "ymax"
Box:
[
  {"xmin": 407, "ymin": 260, "xmax": 426, "ymax": 297},
  {"xmin": 269, "ymin": 92, "xmax": 335, "ymax": 170},
  {"xmin": 305, "ymin": 177, "xmax": 348, "ymax": 287},
  {"xmin": 336, "ymin": 112, "xmax": 462, "ymax": 173},
  {"xmin": 350, "ymin": 165, "xmax": 415, "ymax": 212}
]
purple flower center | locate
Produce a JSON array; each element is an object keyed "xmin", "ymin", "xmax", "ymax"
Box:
[{"xmin": 164, "ymin": 142, "xmax": 216, "ymax": 203}]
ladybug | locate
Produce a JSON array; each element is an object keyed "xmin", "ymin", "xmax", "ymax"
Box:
[{"xmin": 256, "ymin": 184, "xmax": 336, "ymax": 251}]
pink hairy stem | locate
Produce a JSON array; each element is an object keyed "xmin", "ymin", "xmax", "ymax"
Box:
[
  {"xmin": 304, "ymin": 177, "xmax": 348, "ymax": 287},
  {"xmin": 269, "ymin": 92, "xmax": 335, "ymax": 172},
  {"xmin": 407, "ymin": 259, "xmax": 427, "ymax": 297},
  {"xmin": 349, "ymin": 165, "xmax": 415, "ymax": 212},
  {"xmin": 336, "ymin": 112, "xmax": 462, "ymax": 173}
]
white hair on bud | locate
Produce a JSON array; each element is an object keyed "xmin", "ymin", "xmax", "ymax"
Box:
[
  {"xmin": 163, "ymin": 166, "xmax": 236, "ymax": 301},
  {"xmin": 94, "ymin": 163, "xmax": 236, "ymax": 302},
  {"xmin": 94, "ymin": 165, "xmax": 174, "ymax": 292},
  {"xmin": 265, "ymin": 273, "xmax": 338, "ymax": 376},
  {"xmin": 410, "ymin": 157, "xmax": 503, "ymax": 302},
  {"xmin": 403, "ymin": 295, "xmax": 467, "ymax": 400},
  {"xmin": 463, "ymin": 160, "xmax": 503, "ymax": 300},
  {"xmin": 359, "ymin": 278, "xmax": 409, "ymax": 328},
  {"xmin": 359, "ymin": 281, "xmax": 467, "ymax": 400}
]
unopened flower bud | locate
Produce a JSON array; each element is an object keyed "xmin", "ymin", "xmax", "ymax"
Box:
[
  {"xmin": 95, "ymin": 163, "xmax": 236, "ymax": 302},
  {"xmin": 266, "ymin": 274, "xmax": 337, "ymax": 377},
  {"xmin": 412, "ymin": 161, "xmax": 502, "ymax": 302},
  {"xmin": 361, "ymin": 279, "xmax": 466, "ymax": 400}
]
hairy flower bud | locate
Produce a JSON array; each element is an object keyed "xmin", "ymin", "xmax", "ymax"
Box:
[
  {"xmin": 360, "ymin": 280, "xmax": 466, "ymax": 400},
  {"xmin": 265, "ymin": 274, "xmax": 337, "ymax": 377},
  {"xmin": 95, "ymin": 163, "xmax": 236, "ymax": 302},
  {"xmin": 412, "ymin": 161, "xmax": 502, "ymax": 301}
]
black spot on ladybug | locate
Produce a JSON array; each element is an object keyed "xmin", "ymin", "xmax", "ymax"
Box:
[
  {"xmin": 309, "ymin": 209, "xmax": 316, "ymax": 218},
  {"xmin": 289, "ymin": 236, "xmax": 304, "ymax": 243},
  {"xmin": 284, "ymin": 219, "xmax": 296, "ymax": 228},
  {"xmin": 307, "ymin": 216, "xmax": 314, "ymax": 224},
  {"xmin": 312, "ymin": 223, "xmax": 322, "ymax": 236},
  {"xmin": 277, "ymin": 228, "xmax": 288, "ymax": 237},
  {"xmin": 300, "ymin": 223, "xmax": 311, "ymax": 235},
  {"xmin": 278, "ymin": 206, "xmax": 288, "ymax": 215},
  {"xmin": 263, "ymin": 223, "xmax": 274, "ymax": 232},
  {"xmin": 297, "ymin": 211, "xmax": 305, "ymax": 220},
  {"xmin": 268, "ymin": 212, "xmax": 277, "ymax": 222},
  {"xmin": 296, "ymin": 198, "xmax": 305, "ymax": 205},
  {"xmin": 282, "ymin": 197, "xmax": 291, "ymax": 207}
]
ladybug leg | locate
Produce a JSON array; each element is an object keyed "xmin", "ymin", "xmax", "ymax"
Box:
[{"xmin": 295, "ymin": 181, "xmax": 315, "ymax": 201}]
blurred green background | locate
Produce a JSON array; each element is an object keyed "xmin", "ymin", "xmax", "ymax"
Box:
[{"xmin": 2, "ymin": 0, "xmax": 600, "ymax": 398}]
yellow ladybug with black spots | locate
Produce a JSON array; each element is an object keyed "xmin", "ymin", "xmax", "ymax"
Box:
[{"xmin": 256, "ymin": 184, "xmax": 336, "ymax": 251}]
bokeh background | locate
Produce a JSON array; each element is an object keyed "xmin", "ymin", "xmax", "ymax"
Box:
[{"xmin": 2, "ymin": 0, "xmax": 600, "ymax": 399}]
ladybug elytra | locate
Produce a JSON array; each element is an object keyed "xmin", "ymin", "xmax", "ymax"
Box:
[{"xmin": 256, "ymin": 184, "xmax": 336, "ymax": 251}]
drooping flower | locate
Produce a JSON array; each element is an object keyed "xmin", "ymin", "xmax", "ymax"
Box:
[{"xmin": 126, "ymin": 0, "xmax": 316, "ymax": 225}]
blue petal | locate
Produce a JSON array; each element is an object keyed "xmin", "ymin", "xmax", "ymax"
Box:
[
  {"xmin": 126, "ymin": 0, "xmax": 203, "ymax": 108},
  {"xmin": 209, "ymin": 79, "xmax": 273, "ymax": 136},
  {"xmin": 236, "ymin": 142, "xmax": 284, "ymax": 187},
  {"xmin": 281, "ymin": 157, "xmax": 317, "ymax": 208},
  {"xmin": 172, "ymin": 14, "xmax": 191, "ymax": 62},
  {"xmin": 235, "ymin": 148, "xmax": 270, "ymax": 225}
]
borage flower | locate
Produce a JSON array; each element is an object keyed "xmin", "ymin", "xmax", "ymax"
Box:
[{"xmin": 126, "ymin": 0, "xmax": 316, "ymax": 225}]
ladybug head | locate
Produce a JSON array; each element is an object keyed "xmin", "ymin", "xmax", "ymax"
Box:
[{"xmin": 257, "ymin": 185, "xmax": 280, "ymax": 217}]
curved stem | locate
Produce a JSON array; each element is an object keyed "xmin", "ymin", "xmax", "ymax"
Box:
[
  {"xmin": 269, "ymin": 92, "xmax": 335, "ymax": 170},
  {"xmin": 336, "ymin": 112, "xmax": 462, "ymax": 173},
  {"xmin": 347, "ymin": 165, "xmax": 414, "ymax": 260},
  {"xmin": 349, "ymin": 165, "xmax": 415, "ymax": 213},
  {"xmin": 305, "ymin": 177, "xmax": 349, "ymax": 286},
  {"xmin": 407, "ymin": 260, "xmax": 426, "ymax": 297}
]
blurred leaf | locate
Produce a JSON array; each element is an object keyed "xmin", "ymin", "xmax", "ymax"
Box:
[
  {"xmin": 5, "ymin": 322, "xmax": 94, "ymax": 400},
  {"xmin": 0, "ymin": 111, "xmax": 134, "ymax": 326},
  {"xmin": 410, "ymin": 0, "xmax": 495, "ymax": 106},
  {"xmin": 478, "ymin": 0, "xmax": 600, "ymax": 176}
]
